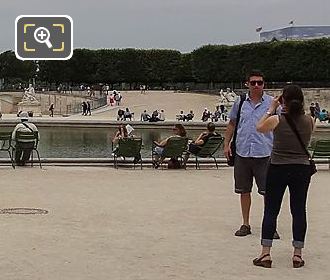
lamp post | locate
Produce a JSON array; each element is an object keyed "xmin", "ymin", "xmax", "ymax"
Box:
[
  {"xmin": 289, "ymin": 20, "xmax": 294, "ymax": 40},
  {"xmin": 256, "ymin": 26, "xmax": 262, "ymax": 41}
]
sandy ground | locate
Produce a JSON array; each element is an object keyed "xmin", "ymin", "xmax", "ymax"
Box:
[
  {"xmin": 0, "ymin": 166, "xmax": 329, "ymax": 279},
  {"xmin": 1, "ymin": 90, "xmax": 221, "ymax": 122},
  {"xmin": 67, "ymin": 90, "xmax": 220, "ymax": 121}
]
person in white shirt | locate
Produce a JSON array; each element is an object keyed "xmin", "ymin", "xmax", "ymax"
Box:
[{"xmin": 12, "ymin": 112, "xmax": 39, "ymax": 166}]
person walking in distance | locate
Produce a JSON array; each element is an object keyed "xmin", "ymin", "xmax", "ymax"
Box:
[
  {"xmin": 49, "ymin": 103, "xmax": 54, "ymax": 117},
  {"xmin": 86, "ymin": 101, "xmax": 91, "ymax": 116},
  {"xmin": 224, "ymin": 70, "xmax": 280, "ymax": 239}
]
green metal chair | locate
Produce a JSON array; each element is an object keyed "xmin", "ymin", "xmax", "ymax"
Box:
[
  {"xmin": 152, "ymin": 136, "xmax": 188, "ymax": 169},
  {"xmin": 186, "ymin": 135, "xmax": 224, "ymax": 169},
  {"xmin": 112, "ymin": 138, "xmax": 143, "ymax": 169},
  {"xmin": 309, "ymin": 139, "xmax": 330, "ymax": 168},
  {"xmin": 15, "ymin": 131, "xmax": 42, "ymax": 168},
  {"xmin": 0, "ymin": 131, "xmax": 15, "ymax": 169}
]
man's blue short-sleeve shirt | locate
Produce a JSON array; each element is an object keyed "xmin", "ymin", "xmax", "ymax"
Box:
[{"xmin": 229, "ymin": 92, "xmax": 274, "ymax": 158}]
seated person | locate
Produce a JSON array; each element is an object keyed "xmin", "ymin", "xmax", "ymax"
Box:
[
  {"xmin": 201, "ymin": 108, "xmax": 211, "ymax": 122},
  {"xmin": 149, "ymin": 110, "xmax": 160, "ymax": 122},
  {"xmin": 152, "ymin": 124, "xmax": 186, "ymax": 168},
  {"xmin": 184, "ymin": 122, "xmax": 219, "ymax": 164},
  {"xmin": 211, "ymin": 106, "xmax": 221, "ymax": 122},
  {"xmin": 219, "ymin": 104, "xmax": 228, "ymax": 121},
  {"xmin": 12, "ymin": 111, "xmax": 39, "ymax": 166},
  {"xmin": 158, "ymin": 109, "xmax": 165, "ymax": 121},
  {"xmin": 184, "ymin": 110, "xmax": 194, "ymax": 121},
  {"xmin": 124, "ymin": 108, "xmax": 133, "ymax": 121},
  {"xmin": 117, "ymin": 109, "xmax": 125, "ymax": 121},
  {"xmin": 140, "ymin": 110, "xmax": 151, "ymax": 121},
  {"xmin": 319, "ymin": 109, "xmax": 328, "ymax": 122},
  {"xmin": 112, "ymin": 124, "xmax": 128, "ymax": 149},
  {"xmin": 176, "ymin": 110, "xmax": 185, "ymax": 121}
]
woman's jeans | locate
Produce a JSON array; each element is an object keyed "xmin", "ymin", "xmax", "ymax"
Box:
[{"xmin": 261, "ymin": 164, "xmax": 311, "ymax": 249}]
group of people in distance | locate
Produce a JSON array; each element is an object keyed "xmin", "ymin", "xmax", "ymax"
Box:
[
  {"xmin": 140, "ymin": 109, "xmax": 165, "ymax": 122},
  {"xmin": 117, "ymin": 108, "xmax": 134, "ymax": 121},
  {"xmin": 201, "ymin": 105, "xmax": 228, "ymax": 122},
  {"xmin": 176, "ymin": 110, "xmax": 194, "ymax": 121},
  {"xmin": 108, "ymin": 90, "xmax": 123, "ymax": 106},
  {"xmin": 82, "ymin": 101, "xmax": 91, "ymax": 116},
  {"xmin": 224, "ymin": 70, "xmax": 314, "ymax": 269},
  {"xmin": 309, "ymin": 102, "xmax": 329, "ymax": 123}
]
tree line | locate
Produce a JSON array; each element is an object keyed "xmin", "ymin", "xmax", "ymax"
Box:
[{"xmin": 1, "ymin": 38, "xmax": 330, "ymax": 88}]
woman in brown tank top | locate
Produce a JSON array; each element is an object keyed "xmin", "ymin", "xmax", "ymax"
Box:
[{"xmin": 252, "ymin": 85, "xmax": 314, "ymax": 268}]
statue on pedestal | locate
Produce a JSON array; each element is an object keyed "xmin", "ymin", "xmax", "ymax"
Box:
[
  {"xmin": 224, "ymin": 88, "xmax": 236, "ymax": 103},
  {"xmin": 22, "ymin": 84, "xmax": 38, "ymax": 103},
  {"xmin": 219, "ymin": 88, "xmax": 236, "ymax": 106},
  {"xmin": 18, "ymin": 84, "xmax": 42, "ymax": 116}
]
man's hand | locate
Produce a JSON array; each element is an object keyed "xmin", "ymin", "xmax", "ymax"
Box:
[{"xmin": 224, "ymin": 143, "xmax": 232, "ymax": 160}]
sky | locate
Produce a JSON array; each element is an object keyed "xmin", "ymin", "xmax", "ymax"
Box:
[{"xmin": 0, "ymin": 0, "xmax": 329, "ymax": 53}]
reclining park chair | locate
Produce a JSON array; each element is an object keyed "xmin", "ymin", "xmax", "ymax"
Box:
[
  {"xmin": 15, "ymin": 130, "xmax": 42, "ymax": 168},
  {"xmin": 0, "ymin": 131, "xmax": 15, "ymax": 169},
  {"xmin": 186, "ymin": 135, "xmax": 224, "ymax": 169},
  {"xmin": 112, "ymin": 137, "xmax": 143, "ymax": 169},
  {"xmin": 152, "ymin": 136, "xmax": 188, "ymax": 169}
]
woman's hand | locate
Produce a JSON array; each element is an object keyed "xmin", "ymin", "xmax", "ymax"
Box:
[{"xmin": 269, "ymin": 95, "xmax": 281, "ymax": 114}]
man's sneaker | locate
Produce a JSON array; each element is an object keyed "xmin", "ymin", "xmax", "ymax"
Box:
[
  {"xmin": 235, "ymin": 225, "xmax": 251, "ymax": 236},
  {"xmin": 273, "ymin": 230, "xmax": 280, "ymax": 239}
]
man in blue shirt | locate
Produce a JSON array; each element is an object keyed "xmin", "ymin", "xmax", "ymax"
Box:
[{"xmin": 224, "ymin": 70, "xmax": 279, "ymax": 238}]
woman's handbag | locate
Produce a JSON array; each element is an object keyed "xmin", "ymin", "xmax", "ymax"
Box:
[{"xmin": 283, "ymin": 114, "xmax": 317, "ymax": 176}]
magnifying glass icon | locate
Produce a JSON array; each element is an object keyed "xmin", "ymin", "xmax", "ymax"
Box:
[{"xmin": 34, "ymin": 27, "xmax": 53, "ymax": 49}]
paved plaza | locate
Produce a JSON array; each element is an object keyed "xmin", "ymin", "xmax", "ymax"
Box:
[{"xmin": 0, "ymin": 166, "xmax": 329, "ymax": 279}]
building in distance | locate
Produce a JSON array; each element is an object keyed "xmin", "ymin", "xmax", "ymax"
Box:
[{"xmin": 260, "ymin": 26, "xmax": 330, "ymax": 42}]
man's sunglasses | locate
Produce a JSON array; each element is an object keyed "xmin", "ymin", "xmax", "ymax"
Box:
[{"xmin": 249, "ymin": 80, "xmax": 264, "ymax": 86}]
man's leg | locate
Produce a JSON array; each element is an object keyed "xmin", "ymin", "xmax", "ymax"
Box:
[
  {"xmin": 234, "ymin": 156, "xmax": 253, "ymax": 236},
  {"xmin": 15, "ymin": 145, "xmax": 23, "ymax": 165},
  {"xmin": 21, "ymin": 142, "xmax": 34, "ymax": 164},
  {"xmin": 241, "ymin": 193, "xmax": 251, "ymax": 226}
]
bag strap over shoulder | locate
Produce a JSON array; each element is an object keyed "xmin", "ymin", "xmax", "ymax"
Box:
[
  {"xmin": 283, "ymin": 114, "xmax": 311, "ymax": 159},
  {"xmin": 22, "ymin": 122, "xmax": 34, "ymax": 133},
  {"xmin": 232, "ymin": 94, "xmax": 246, "ymax": 145}
]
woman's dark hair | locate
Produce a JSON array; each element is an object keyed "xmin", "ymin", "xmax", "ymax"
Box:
[
  {"xmin": 282, "ymin": 85, "xmax": 304, "ymax": 117},
  {"xmin": 207, "ymin": 122, "xmax": 216, "ymax": 132},
  {"xmin": 118, "ymin": 124, "xmax": 128, "ymax": 137},
  {"xmin": 175, "ymin": 124, "xmax": 186, "ymax": 137}
]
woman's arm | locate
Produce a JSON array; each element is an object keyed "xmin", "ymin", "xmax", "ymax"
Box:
[
  {"xmin": 256, "ymin": 115, "xmax": 279, "ymax": 133},
  {"xmin": 256, "ymin": 96, "xmax": 281, "ymax": 133},
  {"xmin": 112, "ymin": 131, "xmax": 121, "ymax": 143},
  {"xmin": 194, "ymin": 132, "xmax": 207, "ymax": 145},
  {"xmin": 158, "ymin": 137, "xmax": 169, "ymax": 147}
]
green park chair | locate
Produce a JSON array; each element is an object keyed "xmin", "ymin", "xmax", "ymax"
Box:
[
  {"xmin": 112, "ymin": 138, "xmax": 143, "ymax": 169},
  {"xmin": 186, "ymin": 135, "xmax": 224, "ymax": 169},
  {"xmin": 0, "ymin": 131, "xmax": 15, "ymax": 169},
  {"xmin": 15, "ymin": 131, "xmax": 42, "ymax": 168},
  {"xmin": 309, "ymin": 139, "xmax": 330, "ymax": 168},
  {"xmin": 152, "ymin": 136, "xmax": 188, "ymax": 169}
]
